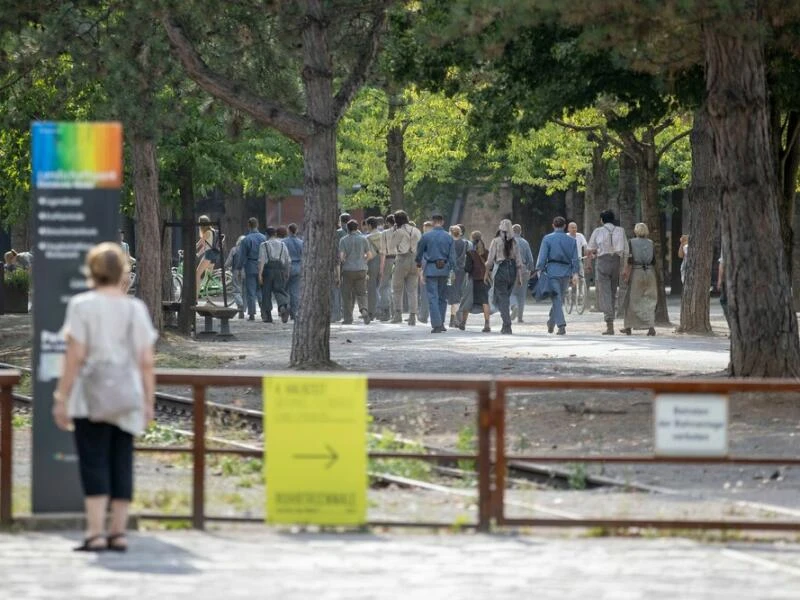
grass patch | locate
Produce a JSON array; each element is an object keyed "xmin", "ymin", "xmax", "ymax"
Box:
[
  {"xmin": 567, "ymin": 463, "xmax": 588, "ymax": 490},
  {"xmin": 12, "ymin": 413, "xmax": 31, "ymax": 428},
  {"xmin": 156, "ymin": 350, "xmax": 232, "ymax": 369},
  {"xmin": 134, "ymin": 489, "xmax": 191, "ymax": 514},
  {"xmin": 17, "ymin": 372, "xmax": 32, "ymax": 396},
  {"xmin": 140, "ymin": 423, "xmax": 186, "ymax": 446},
  {"xmin": 456, "ymin": 425, "xmax": 476, "ymax": 473},
  {"xmin": 369, "ymin": 429, "xmax": 432, "ymax": 482}
]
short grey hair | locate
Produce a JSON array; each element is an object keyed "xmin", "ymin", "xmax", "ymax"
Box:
[
  {"xmin": 634, "ymin": 222, "xmax": 649, "ymax": 237},
  {"xmin": 512, "ymin": 223, "xmax": 522, "ymax": 234}
]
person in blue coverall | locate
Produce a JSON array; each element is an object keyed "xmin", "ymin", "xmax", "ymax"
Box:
[
  {"xmin": 535, "ymin": 216, "xmax": 579, "ymax": 335},
  {"xmin": 415, "ymin": 214, "xmax": 456, "ymax": 333}
]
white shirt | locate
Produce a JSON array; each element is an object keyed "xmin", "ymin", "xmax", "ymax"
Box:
[
  {"xmin": 62, "ymin": 292, "xmax": 158, "ymax": 435},
  {"xmin": 588, "ymin": 223, "xmax": 626, "ymax": 257},
  {"xmin": 570, "ymin": 232, "xmax": 588, "ymax": 258}
]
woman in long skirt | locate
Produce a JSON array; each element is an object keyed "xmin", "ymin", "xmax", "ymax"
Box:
[
  {"xmin": 447, "ymin": 225, "xmax": 470, "ymax": 328},
  {"xmin": 620, "ymin": 222, "xmax": 657, "ymax": 336},
  {"xmin": 457, "ymin": 232, "xmax": 492, "ymax": 332}
]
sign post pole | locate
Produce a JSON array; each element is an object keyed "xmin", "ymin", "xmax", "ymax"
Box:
[{"xmin": 31, "ymin": 122, "xmax": 123, "ymax": 512}]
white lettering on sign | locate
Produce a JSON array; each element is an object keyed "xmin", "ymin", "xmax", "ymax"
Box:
[{"xmin": 654, "ymin": 394, "xmax": 728, "ymax": 457}]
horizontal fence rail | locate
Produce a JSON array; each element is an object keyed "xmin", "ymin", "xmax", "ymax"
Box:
[
  {"xmin": 492, "ymin": 377, "xmax": 800, "ymax": 531},
  {"xmin": 2, "ymin": 369, "xmax": 799, "ymax": 532}
]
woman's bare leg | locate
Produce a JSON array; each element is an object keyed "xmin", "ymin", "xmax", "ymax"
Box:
[
  {"xmin": 195, "ymin": 258, "xmax": 211, "ymax": 300},
  {"xmin": 84, "ymin": 495, "xmax": 109, "ymax": 546}
]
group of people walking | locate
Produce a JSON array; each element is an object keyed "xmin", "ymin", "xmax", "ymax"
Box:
[
  {"xmin": 328, "ymin": 207, "xmax": 659, "ymax": 336},
  {"xmin": 331, "ymin": 210, "xmax": 541, "ymax": 334},
  {"xmin": 197, "ymin": 207, "xmax": 657, "ymax": 336},
  {"xmin": 222, "ymin": 217, "xmax": 304, "ymax": 323}
]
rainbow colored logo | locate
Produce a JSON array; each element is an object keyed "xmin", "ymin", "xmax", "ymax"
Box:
[{"xmin": 31, "ymin": 122, "xmax": 123, "ymax": 189}]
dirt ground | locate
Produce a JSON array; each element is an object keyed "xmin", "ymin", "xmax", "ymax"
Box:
[{"xmin": 2, "ymin": 296, "xmax": 799, "ymax": 512}]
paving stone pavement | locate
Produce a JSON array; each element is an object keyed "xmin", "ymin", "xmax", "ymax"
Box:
[{"xmin": 2, "ymin": 529, "xmax": 800, "ymax": 599}]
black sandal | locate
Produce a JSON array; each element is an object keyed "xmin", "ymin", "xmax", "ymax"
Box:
[
  {"xmin": 74, "ymin": 534, "xmax": 107, "ymax": 552},
  {"xmin": 106, "ymin": 533, "xmax": 128, "ymax": 553}
]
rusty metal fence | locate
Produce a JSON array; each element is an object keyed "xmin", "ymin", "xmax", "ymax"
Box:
[{"xmin": 2, "ymin": 369, "xmax": 800, "ymax": 532}]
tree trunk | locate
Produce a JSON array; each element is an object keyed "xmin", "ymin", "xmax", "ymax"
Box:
[
  {"xmin": 679, "ymin": 105, "xmax": 717, "ymax": 334},
  {"xmin": 132, "ymin": 136, "xmax": 163, "ymax": 330},
  {"xmin": 178, "ymin": 162, "xmax": 196, "ymax": 336},
  {"xmin": 636, "ymin": 129, "xmax": 670, "ymax": 325},
  {"xmin": 223, "ymin": 182, "xmax": 247, "ymax": 245},
  {"xmin": 669, "ymin": 189, "xmax": 683, "ymax": 296},
  {"xmin": 583, "ymin": 139, "xmax": 610, "ymax": 229},
  {"xmin": 565, "ymin": 185, "xmax": 584, "ymax": 231},
  {"xmin": 616, "ymin": 150, "xmax": 638, "ymax": 236},
  {"xmin": 386, "ymin": 93, "xmax": 406, "ymax": 212},
  {"xmin": 704, "ymin": 16, "xmax": 800, "ymax": 377},
  {"xmin": 160, "ymin": 206, "xmax": 174, "ymax": 303},
  {"xmin": 591, "ymin": 140, "xmax": 610, "ymax": 213},
  {"xmin": 290, "ymin": 0, "xmax": 337, "ymax": 368}
]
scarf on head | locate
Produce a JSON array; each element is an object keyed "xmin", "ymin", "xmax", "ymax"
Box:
[{"xmin": 498, "ymin": 219, "xmax": 515, "ymax": 241}]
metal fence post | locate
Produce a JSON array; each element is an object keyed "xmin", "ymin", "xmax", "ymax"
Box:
[
  {"xmin": 477, "ymin": 384, "xmax": 492, "ymax": 532},
  {"xmin": 192, "ymin": 385, "xmax": 206, "ymax": 530},
  {"xmin": 1, "ymin": 383, "xmax": 13, "ymax": 526},
  {"xmin": 491, "ymin": 382, "xmax": 506, "ymax": 524}
]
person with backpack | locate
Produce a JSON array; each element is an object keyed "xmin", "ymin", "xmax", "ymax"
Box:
[{"xmin": 195, "ymin": 215, "xmax": 221, "ymax": 302}]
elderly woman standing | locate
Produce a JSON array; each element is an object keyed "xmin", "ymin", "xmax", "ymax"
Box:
[
  {"xmin": 485, "ymin": 219, "xmax": 523, "ymax": 334},
  {"xmin": 620, "ymin": 222, "xmax": 657, "ymax": 336},
  {"xmin": 53, "ymin": 243, "xmax": 157, "ymax": 552}
]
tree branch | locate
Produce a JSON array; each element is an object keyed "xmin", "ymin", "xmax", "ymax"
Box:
[
  {"xmin": 332, "ymin": 2, "xmax": 391, "ymax": 121},
  {"xmin": 781, "ymin": 111, "xmax": 800, "ymax": 173},
  {"xmin": 551, "ymin": 118, "xmax": 602, "ymax": 133},
  {"xmin": 653, "ymin": 118, "xmax": 674, "ymax": 136},
  {"xmin": 160, "ymin": 12, "xmax": 312, "ymax": 144},
  {"xmin": 657, "ymin": 128, "xmax": 692, "ymax": 158}
]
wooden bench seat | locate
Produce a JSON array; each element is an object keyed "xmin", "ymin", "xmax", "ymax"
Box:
[{"xmin": 191, "ymin": 304, "xmax": 239, "ymax": 340}]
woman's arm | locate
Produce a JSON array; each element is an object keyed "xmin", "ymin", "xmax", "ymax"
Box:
[{"xmin": 52, "ymin": 337, "xmax": 87, "ymax": 431}]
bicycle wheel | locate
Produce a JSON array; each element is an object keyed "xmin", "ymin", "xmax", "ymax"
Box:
[
  {"xmin": 576, "ymin": 278, "xmax": 587, "ymax": 315},
  {"xmin": 171, "ymin": 273, "xmax": 182, "ymax": 301},
  {"xmin": 565, "ymin": 283, "xmax": 575, "ymax": 314}
]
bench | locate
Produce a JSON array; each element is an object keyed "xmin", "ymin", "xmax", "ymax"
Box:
[
  {"xmin": 162, "ymin": 301, "xmax": 181, "ymax": 328},
  {"xmin": 191, "ymin": 304, "xmax": 239, "ymax": 340}
]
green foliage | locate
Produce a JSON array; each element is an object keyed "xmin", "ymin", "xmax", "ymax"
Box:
[
  {"xmin": 140, "ymin": 423, "xmax": 185, "ymax": 446},
  {"xmin": 3, "ymin": 268, "xmax": 30, "ymax": 292},
  {"xmin": 567, "ymin": 462, "xmax": 588, "ymax": 490},
  {"xmin": 368, "ymin": 429, "xmax": 432, "ymax": 482},
  {"xmin": 11, "ymin": 413, "xmax": 31, "ymax": 428},
  {"xmin": 507, "ymin": 108, "xmax": 607, "ymax": 193},
  {"xmin": 455, "ymin": 425, "xmax": 476, "ymax": 472},
  {"xmin": 338, "ymin": 86, "xmax": 472, "ymax": 211}
]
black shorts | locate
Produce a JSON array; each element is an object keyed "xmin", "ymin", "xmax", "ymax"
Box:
[{"xmin": 73, "ymin": 419, "xmax": 134, "ymax": 500}]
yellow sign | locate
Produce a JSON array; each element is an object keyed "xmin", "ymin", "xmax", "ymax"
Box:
[{"xmin": 264, "ymin": 375, "xmax": 367, "ymax": 525}]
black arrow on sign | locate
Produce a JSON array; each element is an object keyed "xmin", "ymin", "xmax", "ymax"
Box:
[{"xmin": 293, "ymin": 444, "xmax": 339, "ymax": 469}]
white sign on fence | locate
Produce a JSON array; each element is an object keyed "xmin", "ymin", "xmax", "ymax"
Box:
[{"xmin": 654, "ymin": 394, "xmax": 728, "ymax": 457}]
